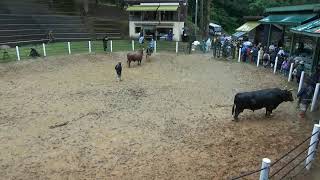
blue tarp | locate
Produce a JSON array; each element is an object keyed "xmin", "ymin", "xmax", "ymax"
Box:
[{"xmin": 232, "ymin": 31, "xmax": 246, "ymax": 38}]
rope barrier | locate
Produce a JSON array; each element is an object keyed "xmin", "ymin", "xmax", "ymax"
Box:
[
  {"xmin": 279, "ymin": 150, "xmax": 316, "ymax": 180},
  {"xmin": 269, "ymin": 140, "xmax": 318, "ymax": 178},
  {"xmin": 271, "ymin": 130, "xmax": 320, "ymax": 167},
  {"xmin": 289, "ymin": 137, "xmax": 320, "ymax": 179},
  {"xmin": 290, "ymin": 160, "xmax": 314, "ymax": 179},
  {"xmin": 232, "ymin": 131, "xmax": 320, "ymax": 179},
  {"xmin": 231, "ymin": 167, "xmax": 267, "ymax": 180}
]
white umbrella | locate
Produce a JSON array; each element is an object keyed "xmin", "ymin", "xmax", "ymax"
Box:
[
  {"xmin": 243, "ymin": 41, "xmax": 252, "ymax": 46},
  {"xmin": 192, "ymin": 41, "xmax": 200, "ymax": 46}
]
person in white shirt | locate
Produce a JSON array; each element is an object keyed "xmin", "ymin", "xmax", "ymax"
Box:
[
  {"xmin": 277, "ymin": 47, "xmax": 285, "ymax": 56},
  {"xmin": 269, "ymin": 43, "xmax": 275, "ymax": 52}
]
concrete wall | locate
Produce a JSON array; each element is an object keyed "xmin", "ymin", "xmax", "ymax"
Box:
[{"xmin": 129, "ymin": 21, "xmax": 184, "ymax": 41}]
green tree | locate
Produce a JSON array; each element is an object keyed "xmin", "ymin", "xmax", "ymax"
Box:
[{"xmin": 188, "ymin": 0, "xmax": 320, "ymax": 34}]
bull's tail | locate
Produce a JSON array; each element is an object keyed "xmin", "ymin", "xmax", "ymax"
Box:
[{"xmin": 232, "ymin": 104, "xmax": 236, "ymax": 115}]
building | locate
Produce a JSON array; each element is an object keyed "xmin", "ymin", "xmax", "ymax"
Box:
[
  {"xmin": 124, "ymin": 0, "xmax": 187, "ymax": 41},
  {"xmin": 233, "ymin": 16, "xmax": 265, "ymax": 44},
  {"xmin": 291, "ymin": 19, "xmax": 320, "ymax": 72},
  {"xmin": 259, "ymin": 4, "xmax": 320, "ymax": 48}
]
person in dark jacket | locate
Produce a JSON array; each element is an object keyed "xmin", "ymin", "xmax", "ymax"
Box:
[
  {"xmin": 263, "ymin": 51, "xmax": 270, "ymax": 68},
  {"xmin": 297, "ymin": 78, "xmax": 314, "ymax": 118},
  {"xmin": 295, "ymin": 61, "xmax": 305, "ymax": 84},
  {"xmin": 310, "ymin": 65, "xmax": 320, "ymax": 87},
  {"xmin": 251, "ymin": 45, "xmax": 259, "ymax": 64},
  {"xmin": 270, "ymin": 50, "xmax": 277, "ymax": 68},
  {"xmin": 103, "ymin": 35, "xmax": 109, "ymax": 52},
  {"xmin": 29, "ymin": 48, "xmax": 40, "ymax": 58},
  {"xmin": 115, "ymin": 62, "xmax": 122, "ymax": 81}
]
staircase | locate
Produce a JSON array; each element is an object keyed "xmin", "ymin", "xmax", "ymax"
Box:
[
  {"xmin": 0, "ymin": 0, "xmax": 127, "ymax": 46},
  {"xmin": 0, "ymin": 14, "xmax": 90, "ymax": 46}
]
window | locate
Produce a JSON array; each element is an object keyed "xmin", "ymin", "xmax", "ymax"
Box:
[{"xmin": 135, "ymin": 27, "xmax": 141, "ymax": 33}]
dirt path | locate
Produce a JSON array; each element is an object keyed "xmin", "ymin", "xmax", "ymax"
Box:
[{"xmin": 0, "ymin": 53, "xmax": 315, "ymax": 179}]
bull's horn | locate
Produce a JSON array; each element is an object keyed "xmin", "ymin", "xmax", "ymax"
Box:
[{"xmin": 288, "ymin": 89, "xmax": 293, "ymax": 91}]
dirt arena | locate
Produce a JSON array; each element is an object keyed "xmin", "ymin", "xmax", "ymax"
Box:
[{"xmin": 0, "ymin": 53, "xmax": 316, "ymax": 179}]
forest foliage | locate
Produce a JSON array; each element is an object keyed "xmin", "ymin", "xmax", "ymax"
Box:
[{"xmin": 188, "ymin": 0, "xmax": 320, "ymax": 33}]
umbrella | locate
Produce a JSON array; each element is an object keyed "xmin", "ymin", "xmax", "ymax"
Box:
[
  {"xmin": 243, "ymin": 41, "xmax": 252, "ymax": 46},
  {"xmin": 192, "ymin": 41, "xmax": 200, "ymax": 46}
]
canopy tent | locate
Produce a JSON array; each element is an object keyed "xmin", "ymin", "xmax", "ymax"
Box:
[
  {"xmin": 157, "ymin": 5, "xmax": 179, "ymax": 11},
  {"xmin": 209, "ymin": 23, "xmax": 221, "ymax": 28},
  {"xmin": 291, "ymin": 19, "xmax": 320, "ymax": 37},
  {"xmin": 126, "ymin": 5, "xmax": 178, "ymax": 11},
  {"xmin": 236, "ymin": 22, "xmax": 260, "ymax": 32},
  {"xmin": 259, "ymin": 14, "xmax": 317, "ymax": 25},
  {"xmin": 126, "ymin": 5, "xmax": 158, "ymax": 11},
  {"xmin": 265, "ymin": 4, "xmax": 320, "ymax": 13}
]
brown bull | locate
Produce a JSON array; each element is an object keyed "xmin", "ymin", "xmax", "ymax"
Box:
[{"xmin": 127, "ymin": 49, "xmax": 143, "ymax": 68}]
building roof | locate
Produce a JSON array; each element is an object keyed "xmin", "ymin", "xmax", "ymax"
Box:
[
  {"xmin": 124, "ymin": 0, "xmax": 184, "ymax": 3},
  {"xmin": 236, "ymin": 22, "xmax": 260, "ymax": 32},
  {"xmin": 266, "ymin": 4, "xmax": 320, "ymax": 13},
  {"xmin": 126, "ymin": 5, "xmax": 179, "ymax": 11},
  {"xmin": 259, "ymin": 14, "xmax": 317, "ymax": 25},
  {"xmin": 291, "ymin": 19, "xmax": 320, "ymax": 37},
  {"xmin": 243, "ymin": 16, "xmax": 264, "ymax": 21}
]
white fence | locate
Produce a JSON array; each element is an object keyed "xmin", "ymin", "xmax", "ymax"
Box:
[{"xmin": 232, "ymin": 123, "xmax": 320, "ymax": 180}]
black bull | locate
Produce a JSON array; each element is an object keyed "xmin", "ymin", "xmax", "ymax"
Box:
[{"xmin": 232, "ymin": 88, "xmax": 294, "ymax": 120}]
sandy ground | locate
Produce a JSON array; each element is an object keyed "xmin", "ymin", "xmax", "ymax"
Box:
[{"xmin": 0, "ymin": 53, "xmax": 317, "ymax": 179}]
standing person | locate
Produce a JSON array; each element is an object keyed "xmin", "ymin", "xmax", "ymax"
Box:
[
  {"xmin": 297, "ymin": 78, "xmax": 314, "ymax": 118},
  {"xmin": 115, "ymin": 62, "xmax": 122, "ymax": 82},
  {"xmin": 252, "ymin": 45, "xmax": 259, "ymax": 64},
  {"xmin": 47, "ymin": 30, "xmax": 55, "ymax": 43},
  {"xmin": 103, "ymin": 34, "xmax": 109, "ymax": 52},
  {"xmin": 263, "ymin": 51, "xmax": 270, "ymax": 68},
  {"xmin": 269, "ymin": 43, "xmax": 275, "ymax": 52},
  {"xmin": 296, "ymin": 61, "xmax": 305, "ymax": 84},
  {"xmin": 241, "ymin": 46, "xmax": 247, "ymax": 62},
  {"xmin": 246, "ymin": 46, "xmax": 251, "ymax": 63},
  {"xmin": 206, "ymin": 37, "xmax": 212, "ymax": 53},
  {"xmin": 147, "ymin": 36, "xmax": 155, "ymax": 56},
  {"xmin": 277, "ymin": 47, "xmax": 285, "ymax": 57},
  {"xmin": 310, "ymin": 65, "xmax": 320, "ymax": 87},
  {"xmin": 168, "ymin": 30, "xmax": 173, "ymax": 41},
  {"xmin": 270, "ymin": 49, "xmax": 277, "ymax": 68},
  {"xmin": 138, "ymin": 35, "xmax": 144, "ymax": 48},
  {"xmin": 281, "ymin": 58, "xmax": 289, "ymax": 76}
]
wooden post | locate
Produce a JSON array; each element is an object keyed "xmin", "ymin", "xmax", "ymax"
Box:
[
  {"xmin": 311, "ymin": 83, "xmax": 320, "ymax": 112},
  {"xmin": 238, "ymin": 48, "xmax": 241, "ymax": 63},
  {"xmin": 88, "ymin": 41, "xmax": 92, "ymax": 53},
  {"xmin": 288, "ymin": 63, "xmax": 294, "ymax": 82},
  {"xmin": 68, "ymin": 42, "xmax": 71, "ymax": 54},
  {"xmin": 176, "ymin": 41, "xmax": 178, "ymax": 53},
  {"xmin": 257, "ymin": 50, "xmax": 261, "ymax": 67},
  {"xmin": 16, "ymin": 46, "xmax": 20, "ymax": 61},
  {"xmin": 273, "ymin": 56, "xmax": 278, "ymax": 74},
  {"xmin": 110, "ymin": 40, "xmax": 113, "ymax": 52},
  {"xmin": 132, "ymin": 40, "xmax": 135, "ymax": 51},
  {"xmin": 259, "ymin": 158, "xmax": 271, "ymax": 180},
  {"xmin": 298, "ymin": 71, "xmax": 305, "ymax": 93},
  {"xmin": 42, "ymin": 43, "xmax": 47, "ymax": 57},
  {"xmin": 267, "ymin": 24, "xmax": 272, "ymax": 47},
  {"xmin": 306, "ymin": 124, "xmax": 320, "ymax": 170}
]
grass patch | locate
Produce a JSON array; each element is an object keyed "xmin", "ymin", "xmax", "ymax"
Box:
[{"xmin": 1, "ymin": 40, "xmax": 190, "ymax": 63}]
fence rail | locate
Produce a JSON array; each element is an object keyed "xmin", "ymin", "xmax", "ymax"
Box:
[
  {"xmin": 0, "ymin": 39, "xmax": 190, "ymax": 63},
  {"xmin": 2, "ymin": 39, "xmax": 320, "ymax": 180},
  {"xmin": 231, "ymin": 125, "xmax": 320, "ymax": 180}
]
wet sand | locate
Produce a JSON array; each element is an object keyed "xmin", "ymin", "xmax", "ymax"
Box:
[{"xmin": 0, "ymin": 53, "xmax": 314, "ymax": 179}]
